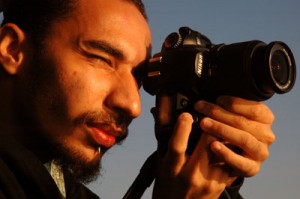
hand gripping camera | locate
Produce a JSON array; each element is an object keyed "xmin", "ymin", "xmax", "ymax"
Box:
[
  {"xmin": 123, "ymin": 27, "xmax": 296, "ymax": 199},
  {"xmin": 142, "ymin": 26, "xmax": 296, "ymax": 154}
]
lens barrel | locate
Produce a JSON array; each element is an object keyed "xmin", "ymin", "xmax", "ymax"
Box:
[
  {"xmin": 204, "ymin": 40, "xmax": 296, "ymax": 101},
  {"xmin": 251, "ymin": 41, "xmax": 296, "ymax": 98}
]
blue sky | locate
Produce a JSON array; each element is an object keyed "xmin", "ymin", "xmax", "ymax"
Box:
[{"xmin": 89, "ymin": 1, "xmax": 300, "ymax": 198}]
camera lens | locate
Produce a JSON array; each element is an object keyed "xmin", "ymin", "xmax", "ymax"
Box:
[
  {"xmin": 268, "ymin": 42, "xmax": 296, "ymax": 93},
  {"xmin": 270, "ymin": 50, "xmax": 289, "ymax": 86}
]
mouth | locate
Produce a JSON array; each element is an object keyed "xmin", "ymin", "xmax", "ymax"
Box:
[{"xmin": 86, "ymin": 122, "xmax": 126, "ymax": 153}]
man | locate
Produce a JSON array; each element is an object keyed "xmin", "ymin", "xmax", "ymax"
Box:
[{"xmin": 0, "ymin": 0, "xmax": 275, "ymax": 198}]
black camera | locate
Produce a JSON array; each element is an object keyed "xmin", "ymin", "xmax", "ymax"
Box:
[
  {"xmin": 123, "ymin": 27, "xmax": 297, "ymax": 199},
  {"xmin": 142, "ymin": 27, "xmax": 296, "ymax": 154},
  {"xmin": 143, "ymin": 27, "xmax": 296, "ymax": 102}
]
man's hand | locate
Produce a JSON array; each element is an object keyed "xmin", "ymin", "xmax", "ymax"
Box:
[
  {"xmin": 153, "ymin": 96, "xmax": 275, "ymax": 199},
  {"xmin": 198, "ymin": 96, "xmax": 275, "ymax": 177}
]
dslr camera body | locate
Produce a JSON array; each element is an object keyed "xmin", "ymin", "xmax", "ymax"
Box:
[{"xmin": 142, "ymin": 27, "xmax": 296, "ymax": 154}]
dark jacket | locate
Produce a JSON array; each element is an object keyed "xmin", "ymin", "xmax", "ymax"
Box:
[
  {"xmin": 0, "ymin": 133, "xmax": 99, "ymax": 199},
  {"xmin": 0, "ymin": 132, "xmax": 243, "ymax": 199}
]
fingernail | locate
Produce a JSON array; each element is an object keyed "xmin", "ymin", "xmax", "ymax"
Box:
[
  {"xmin": 202, "ymin": 118, "xmax": 213, "ymax": 128},
  {"xmin": 213, "ymin": 142, "xmax": 222, "ymax": 151}
]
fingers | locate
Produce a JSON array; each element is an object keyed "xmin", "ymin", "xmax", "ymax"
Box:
[
  {"xmin": 156, "ymin": 112, "xmax": 237, "ymax": 198},
  {"xmin": 194, "ymin": 96, "xmax": 275, "ymax": 177},
  {"xmin": 163, "ymin": 96, "xmax": 275, "ymax": 181},
  {"xmin": 201, "ymin": 118, "xmax": 269, "ymax": 161},
  {"xmin": 166, "ymin": 112, "xmax": 193, "ymax": 173},
  {"xmin": 210, "ymin": 140, "xmax": 261, "ymax": 177},
  {"xmin": 216, "ymin": 96, "xmax": 275, "ymax": 124},
  {"xmin": 195, "ymin": 97, "xmax": 276, "ymax": 145},
  {"xmin": 202, "ymin": 119, "xmax": 269, "ymax": 177}
]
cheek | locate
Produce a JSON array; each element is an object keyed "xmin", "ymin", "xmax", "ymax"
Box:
[{"xmin": 55, "ymin": 67, "xmax": 111, "ymax": 119}]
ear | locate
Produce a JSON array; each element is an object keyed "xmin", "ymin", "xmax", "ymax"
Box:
[{"xmin": 0, "ymin": 23, "xmax": 26, "ymax": 75}]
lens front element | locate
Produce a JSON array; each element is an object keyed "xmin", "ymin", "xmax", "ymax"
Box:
[{"xmin": 269, "ymin": 42, "xmax": 296, "ymax": 93}]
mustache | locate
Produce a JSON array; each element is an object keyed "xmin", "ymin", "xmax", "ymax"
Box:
[{"xmin": 74, "ymin": 110, "xmax": 132, "ymax": 144}]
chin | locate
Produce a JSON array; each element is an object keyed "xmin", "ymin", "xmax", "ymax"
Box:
[{"xmin": 55, "ymin": 142, "xmax": 103, "ymax": 184}]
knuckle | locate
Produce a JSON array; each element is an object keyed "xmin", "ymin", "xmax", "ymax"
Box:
[
  {"xmin": 261, "ymin": 148, "xmax": 270, "ymax": 161},
  {"xmin": 268, "ymin": 111, "xmax": 275, "ymax": 123},
  {"xmin": 259, "ymin": 126, "xmax": 276, "ymax": 145},
  {"xmin": 255, "ymin": 143, "xmax": 270, "ymax": 161},
  {"xmin": 241, "ymin": 122, "xmax": 275, "ymax": 146},
  {"xmin": 167, "ymin": 142, "xmax": 185, "ymax": 157},
  {"xmin": 265, "ymin": 130, "xmax": 276, "ymax": 145},
  {"xmin": 184, "ymin": 177, "xmax": 221, "ymax": 195},
  {"xmin": 178, "ymin": 171, "xmax": 221, "ymax": 194},
  {"xmin": 248, "ymin": 165, "xmax": 260, "ymax": 177},
  {"xmin": 168, "ymin": 147, "xmax": 182, "ymax": 157},
  {"xmin": 240, "ymin": 162, "xmax": 260, "ymax": 177},
  {"xmin": 240, "ymin": 134, "xmax": 254, "ymax": 148},
  {"xmin": 253, "ymin": 104, "xmax": 275, "ymax": 123},
  {"xmin": 262, "ymin": 104, "xmax": 275, "ymax": 122},
  {"xmin": 178, "ymin": 172, "xmax": 196, "ymax": 189},
  {"xmin": 241, "ymin": 135, "xmax": 267, "ymax": 159},
  {"xmin": 250, "ymin": 105, "xmax": 265, "ymax": 119},
  {"xmin": 236, "ymin": 115, "xmax": 251, "ymax": 128},
  {"xmin": 201, "ymin": 182, "xmax": 222, "ymax": 195}
]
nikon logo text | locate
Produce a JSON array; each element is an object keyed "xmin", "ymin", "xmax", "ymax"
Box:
[{"xmin": 195, "ymin": 53, "xmax": 203, "ymax": 78}]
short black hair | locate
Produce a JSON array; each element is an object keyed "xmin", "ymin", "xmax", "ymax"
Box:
[
  {"xmin": 2, "ymin": 0, "xmax": 77, "ymax": 44},
  {"xmin": 1, "ymin": 0, "xmax": 147, "ymax": 44}
]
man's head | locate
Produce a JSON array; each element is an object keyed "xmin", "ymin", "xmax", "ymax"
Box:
[{"xmin": 0, "ymin": 0, "xmax": 151, "ymax": 183}]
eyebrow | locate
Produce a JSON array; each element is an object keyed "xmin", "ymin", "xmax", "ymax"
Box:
[{"xmin": 82, "ymin": 40, "xmax": 125, "ymax": 60}]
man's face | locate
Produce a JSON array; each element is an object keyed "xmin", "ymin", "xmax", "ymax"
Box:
[{"xmin": 16, "ymin": 0, "xmax": 151, "ymax": 182}]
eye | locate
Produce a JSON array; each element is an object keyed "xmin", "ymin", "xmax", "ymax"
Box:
[
  {"xmin": 93, "ymin": 55, "xmax": 112, "ymax": 66},
  {"xmin": 133, "ymin": 65, "xmax": 146, "ymax": 88},
  {"xmin": 85, "ymin": 52, "xmax": 112, "ymax": 67}
]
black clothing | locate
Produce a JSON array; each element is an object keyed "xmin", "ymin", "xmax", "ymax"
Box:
[
  {"xmin": 0, "ymin": 133, "xmax": 99, "ymax": 199},
  {"xmin": 0, "ymin": 131, "xmax": 243, "ymax": 199},
  {"xmin": 220, "ymin": 177, "xmax": 244, "ymax": 199}
]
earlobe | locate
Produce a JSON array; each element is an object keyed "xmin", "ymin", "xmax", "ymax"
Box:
[{"xmin": 0, "ymin": 23, "xmax": 26, "ymax": 75}]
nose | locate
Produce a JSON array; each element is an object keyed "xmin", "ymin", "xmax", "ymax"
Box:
[{"xmin": 105, "ymin": 72, "xmax": 141, "ymax": 119}]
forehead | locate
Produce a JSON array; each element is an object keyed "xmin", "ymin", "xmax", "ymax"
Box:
[
  {"xmin": 67, "ymin": 0, "xmax": 152, "ymax": 60},
  {"xmin": 75, "ymin": 0, "xmax": 147, "ymax": 26}
]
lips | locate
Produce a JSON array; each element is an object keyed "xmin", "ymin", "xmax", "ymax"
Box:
[{"xmin": 88, "ymin": 124, "xmax": 119, "ymax": 148}]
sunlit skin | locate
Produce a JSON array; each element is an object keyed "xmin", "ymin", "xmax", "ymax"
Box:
[
  {"xmin": 7, "ymin": 0, "xmax": 151, "ymax": 168},
  {"xmin": 37, "ymin": 0, "xmax": 150, "ymax": 161}
]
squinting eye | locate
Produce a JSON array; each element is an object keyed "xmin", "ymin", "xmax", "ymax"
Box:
[
  {"xmin": 94, "ymin": 55, "xmax": 112, "ymax": 66},
  {"xmin": 85, "ymin": 52, "xmax": 112, "ymax": 67},
  {"xmin": 133, "ymin": 66, "xmax": 146, "ymax": 89}
]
